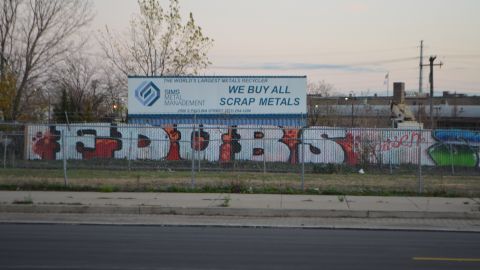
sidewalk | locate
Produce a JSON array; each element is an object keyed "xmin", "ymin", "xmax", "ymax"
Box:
[
  {"xmin": 1, "ymin": 191, "xmax": 480, "ymax": 231},
  {"xmin": 1, "ymin": 191, "xmax": 479, "ymax": 219}
]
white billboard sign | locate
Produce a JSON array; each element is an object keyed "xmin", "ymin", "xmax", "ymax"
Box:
[{"xmin": 128, "ymin": 76, "xmax": 306, "ymax": 115}]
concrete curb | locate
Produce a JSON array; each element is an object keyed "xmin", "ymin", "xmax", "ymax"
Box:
[{"xmin": 1, "ymin": 204, "xmax": 479, "ymax": 219}]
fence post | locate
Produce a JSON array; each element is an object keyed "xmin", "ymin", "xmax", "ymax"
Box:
[
  {"xmin": 417, "ymin": 129, "xmax": 423, "ymax": 194},
  {"xmin": 191, "ymin": 121, "xmax": 196, "ymax": 189},
  {"xmin": 301, "ymin": 117, "xmax": 305, "ymax": 191},
  {"xmin": 62, "ymin": 130, "xmax": 68, "ymax": 187},
  {"xmin": 388, "ymin": 129, "xmax": 393, "ymax": 174},
  {"xmin": 301, "ymin": 132, "xmax": 305, "ymax": 191},
  {"xmin": 128, "ymin": 131, "xmax": 133, "ymax": 171},
  {"xmin": 262, "ymin": 127, "xmax": 266, "ymax": 174},
  {"xmin": 197, "ymin": 125, "xmax": 201, "ymax": 172},
  {"xmin": 3, "ymin": 135, "xmax": 7, "ymax": 169},
  {"xmin": 379, "ymin": 129, "xmax": 383, "ymax": 170},
  {"xmin": 449, "ymin": 144, "xmax": 455, "ymax": 176}
]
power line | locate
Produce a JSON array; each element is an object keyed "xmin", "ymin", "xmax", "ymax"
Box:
[{"xmin": 211, "ymin": 46, "xmax": 419, "ymax": 58}]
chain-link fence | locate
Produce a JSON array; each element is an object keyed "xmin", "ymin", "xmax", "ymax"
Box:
[{"xmin": 1, "ymin": 122, "xmax": 479, "ymax": 195}]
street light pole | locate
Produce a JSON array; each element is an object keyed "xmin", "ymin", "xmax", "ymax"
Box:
[
  {"xmin": 345, "ymin": 93, "xmax": 355, "ymax": 128},
  {"xmin": 344, "ymin": 97, "xmax": 349, "ymax": 127},
  {"xmin": 351, "ymin": 101, "xmax": 354, "ymax": 127},
  {"xmin": 349, "ymin": 92, "xmax": 355, "ymax": 127}
]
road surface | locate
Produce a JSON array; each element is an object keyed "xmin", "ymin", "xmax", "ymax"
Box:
[{"xmin": 0, "ymin": 224, "xmax": 479, "ymax": 269}]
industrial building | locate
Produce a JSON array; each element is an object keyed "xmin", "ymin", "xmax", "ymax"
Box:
[{"xmin": 308, "ymin": 86, "xmax": 480, "ymax": 129}]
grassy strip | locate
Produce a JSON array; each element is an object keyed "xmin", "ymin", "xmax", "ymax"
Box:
[
  {"xmin": 0, "ymin": 168, "xmax": 479, "ymax": 197},
  {"xmin": 0, "ymin": 183, "xmax": 469, "ymax": 197}
]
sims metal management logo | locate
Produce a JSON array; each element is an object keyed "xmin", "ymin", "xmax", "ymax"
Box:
[{"xmin": 134, "ymin": 81, "xmax": 160, "ymax": 106}]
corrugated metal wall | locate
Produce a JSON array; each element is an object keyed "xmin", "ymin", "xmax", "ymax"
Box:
[{"xmin": 23, "ymin": 123, "xmax": 480, "ymax": 168}]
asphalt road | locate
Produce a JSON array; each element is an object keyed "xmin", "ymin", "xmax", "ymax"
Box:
[{"xmin": 0, "ymin": 224, "xmax": 479, "ymax": 270}]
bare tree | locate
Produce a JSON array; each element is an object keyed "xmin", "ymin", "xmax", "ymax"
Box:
[
  {"xmin": 50, "ymin": 55, "xmax": 122, "ymax": 122},
  {"xmin": 307, "ymin": 80, "xmax": 334, "ymax": 97},
  {"xmin": 100, "ymin": 66, "xmax": 127, "ymax": 120},
  {"xmin": 99, "ymin": 0, "xmax": 213, "ymax": 77},
  {"xmin": 0, "ymin": 0, "xmax": 19, "ymax": 76},
  {"xmin": 0, "ymin": 68, "xmax": 16, "ymax": 120},
  {"xmin": 0, "ymin": 0, "xmax": 93, "ymax": 121},
  {"xmin": 0, "ymin": 0, "xmax": 19, "ymax": 120},
  {"xmin": 307, "ymin": 80, "xmax": 336, "ymax": 126}
]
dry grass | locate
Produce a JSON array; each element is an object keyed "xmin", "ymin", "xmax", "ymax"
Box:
[{"xmin": 0, "ymin": 168, "xmax": 479, "ymax": 196}]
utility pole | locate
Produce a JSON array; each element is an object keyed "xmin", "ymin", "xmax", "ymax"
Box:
[
  {"xmin": 385, "ymin": 72, "xmax": 390, "ymax": 98},
  {"xmin": 422, "ymin": 56, "xmax": 443, "ymax": 128},
  {"xmin": 418, "ymin": 40, "xmax": 423, "ymax": 94}
]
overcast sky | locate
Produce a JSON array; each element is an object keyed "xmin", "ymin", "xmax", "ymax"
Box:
[{"xmin": 92, "ymin": 0, "xmax": 480, "ymax": 95}]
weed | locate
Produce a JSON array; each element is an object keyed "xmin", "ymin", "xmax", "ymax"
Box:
[
  {"xmin": 337, "ymin": 195, "xmax": 345, "ymax": 203},
  {"xmin": 306, "ymin": 188, "xmax": 320, "ymax": 195},
  {"xmin": 230, "ymin": 179, "xmax": 247, "ymax": 193},
  {"xmin": 321, "ymin": 188, "xmax": 342, "ymax": 195},
  {"xmin": 220, "ymin": 195, "xmax": 231, "ymax": 207},
  {"xmin": 99, "ymin": 185, "xmax": 116, "ymax": 193},
  {"xmin": 312, "ymin": 163, "xmax": 338, "ymax": 174}
]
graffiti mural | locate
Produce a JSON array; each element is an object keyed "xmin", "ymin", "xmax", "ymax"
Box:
[
  {"xmin": 76, "ymin": 125, "xmax": 122, "ymax": 160},
  {"xmin": 219, "ymin": 126, "xmax": 241, "ymax": 163},
  {"xmin": 31, "ymin": 126, "xmax": 61, "ymax": 160},
  {"xmin": 163, "ymin": 125, "xmax": 182, "ymax": 160},
  {"xmin": 25, "ymin": 123, "xmax": 480, "ymax": 168},
  {"xmin": 428, "ymin": 130, "xmax": 480, "ymax": 167},
  {"xmin": 280, "ymin": 128, "xmax": 301, "ymax": 164}
]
